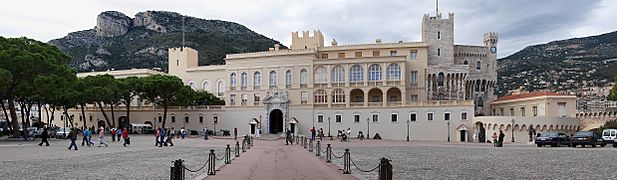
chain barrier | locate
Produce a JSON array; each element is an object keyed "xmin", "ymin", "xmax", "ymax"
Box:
[
  {"xmin": 182, "ymin": 158, "xmax": 210, "ymax": 173},
  {"xmin": 349, "ymin": 156, "xmax": 380, "ymax": 173}
]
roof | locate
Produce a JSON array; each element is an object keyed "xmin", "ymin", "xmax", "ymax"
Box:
[{"xmin": 493, "ymin": 92, "xmax": 575, "ymax": 103}]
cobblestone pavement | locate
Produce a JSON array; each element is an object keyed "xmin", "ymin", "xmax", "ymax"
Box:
[
  {"xmin": 316, "ymin": 139, "xmax": 617, "ymax": 179},
  {"xmin": 0, "ymin": 135, "xmax": 238, "ymax": 179}
]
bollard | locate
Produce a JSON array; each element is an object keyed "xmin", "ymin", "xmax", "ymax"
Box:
[
  {"xmin": 242, "ymin": 139, "xmax": 246, "ymax": 152},
  {"xmin": 225, "ymin": 144, "xmax": 231, "ymax": 164},
  {"xmin": 316, "ymin": 141, "xmax": 321, "ymax": 156},
  {"xmin": 343, "ymin": 148, "xmax": 351, "ymax": 174},
  {"xmin": 304, "ymin": 137, "xmax": 307, "ymax": 148},
  {"xmin": 208, "ymin": 149, "xmax": 216, "ymax": 175},
  {"xmin": 309, "ymin": 139, "xmax": 313, "ymax": 152},
  {"xmin": 170, "ymin": 159, "xmax": 184, "ymax": 180},
  {"xmin": 235, "ymin": 141, "xmax": 240, "ymax": 157},
  {"xmin": 250, "ymin": 136, "xmax": 254, "ymax": 146},
  {"xmin": 326, "ymin": 144, "xmax": 332, "ymax": 163},
  {"xmin": 378, "ymin": 158, "xmax": 393, "ymax": 180}
]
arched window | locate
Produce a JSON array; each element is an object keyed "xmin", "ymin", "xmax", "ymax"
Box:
[
  {"xmin": 314, "ymin": 66, "xmax": 327, "ymax": 83},
  {"xmin": 217, "ymin": 80, "xmax": 225, "ymax": 96},
  {"xmin": 368, "ymin": 64, "xmax": 382, "ymax": 81},
  {"xmin": 269, "ymin": 71, "xmax": 277, "ymax": 88},
  {"xmin": 285, "ymin": 70, "xmax": 292, "ymax": 87},
  {"xmin": 463, "ymin": 60, "xmax": 468, "ymax": 65},
  {"xmin": 202, "ymin": 81, "xmax": 210, "ymax": 91},
  {"xmin": 188, "ymin": 81, "xmax": 196, "ymax": 90},
  {"xmin": 314, "ymin": 89, "xmax": 327, "ymax": 103},
  {"xmin": 386, "ymin": 64, "xmax": 401, "ymax": 80},
  {"xmin": 254, "ymin": 72, "xmax": 261, "ymax": 89},
  {"xmin": 300, "ymin": 69, "xmax": 308, "ymax": 85},
  {"xmin": 229, "ymin": 73, "xmax": 237, "ymax": 88},
  {"xmin": 331, "ymin": 66, "xmax": 345, "ymax": 83},
  {"xmin": 332, "ymin": 89, "xmax": 345, "ymax": 103},
  {"xmin": 476, "ymin": 61, "xmax": 481, "ymax": 70},
  {"xmin": 240, "ymin": 72, "xmax": 247, "ymax": 88},
  {"xmin": 349, "ymin": 65, "xmax": 363, "ymax": 82},
  {"xmin": 437, "ymin": 73, "xmax": 444, "ymax": 86}
]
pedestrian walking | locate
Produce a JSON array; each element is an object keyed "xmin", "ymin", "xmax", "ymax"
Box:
[
  {"xmin": 116, "ymin": 128, "xmax": 122, "ymax": 143},
  {"xmin": 498, "ymin": 130, "xmax": 505, "ymax": 146},
  {"xmin": 319, "ymin": 128, "xmax": 324, "ymax": 141},
  {"xmin": 98, "ymin": 127, "xmax": 108, "ymax": 147},
  {"xmin": 155, "ymin": 128, "xmax": 161, "ymax": 146},
  {"xmin": 81, "ymin": 127, "xmax": 90, "ymax": 147},
  {"xmin": 170, "ymin": 127, "xmax": 176, "ymax": 139},
  {"xmin": 122, "ymin": 128, "xmax": 130, "ymax": 147},
  {"xmin": 310, "ymin": 127, "xmax": 316, "ymax": 140},
  {"xmin": 285, "ymin": 128, "xmax": 291, "ymax": 145},
  {"xmin": 38, "ymin": 127, "xmax": 50, "ymax": 146},
  {"xmin": 491, "ymin": 132, "xmax": 497, "ymax": 144},
  {"xmin": 233, "ymin": 128, "xmax": 238, "ymax": 141},
  {"xmin": 68, "ymin": 128, "xmax": 78, "ymax": 150},
  {"xmin": 111, "ymin": 128, "xmax": 116, "ymax": 142},
  {"xmin": 203, "ymin": 127, "xmax": 209, "ymax": 140},
  {"xmin": 180, "ymin": 127, "xmax": 186, "ymax": 139},
  {"xmin": 255, "ymin": 127, "xmax": 261, "ymax": 139},
  {"xmin": 165, "ymin": 128, "xmax": 174, "ymax": 146},
  {"xmin": 159, "ymin": 127, "xmax": 166, "ymax": 147}
]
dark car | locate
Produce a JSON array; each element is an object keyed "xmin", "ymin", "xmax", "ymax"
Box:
[
  {"xmin": 535, "ymin": 132, "xmax": 570, "ymax": 147},
  {"xmin": 571, "ymin": 131, "xmax": 606, "ymax": 148}
]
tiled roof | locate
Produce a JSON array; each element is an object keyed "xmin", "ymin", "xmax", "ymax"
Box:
[{"xmin": 493, "ymin": 92, "xmax": 573, "ymax": 103}]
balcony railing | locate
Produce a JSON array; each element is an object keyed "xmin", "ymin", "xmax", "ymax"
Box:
[
  {"xmin": 350, "ymin": 102, "xmax": 364, "ymax": 107},
  {"xmin": 387, "ymin": 101, "xmax": 402, "ymax": 107},
  {"xmin": 368, "ymin": 102, "xmax": 383, "ymax": 107}
]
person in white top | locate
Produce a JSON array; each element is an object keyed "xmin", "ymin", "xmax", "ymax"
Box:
[{"xmin": 256, "ymin": 127, "xmax": 261, "ymax": 139}]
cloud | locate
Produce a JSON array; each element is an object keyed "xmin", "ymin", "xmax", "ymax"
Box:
[{"xmin": 0, "ymin": 0, "xmax": 615, "ymax": 58}]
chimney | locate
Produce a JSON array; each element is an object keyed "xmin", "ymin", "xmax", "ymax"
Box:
[{"xmin": 274, "ymin": 44, "xmax": 280, "ymax": 51}]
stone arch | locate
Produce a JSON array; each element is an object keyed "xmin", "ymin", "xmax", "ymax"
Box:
[
  {"xmin": 506, "ymin": 124, "xmax": 512, "ymax": 131},
  {"xmin": 350, "ymin": 89, "xmax": 364, "ymax": 103},
  {"xmin": 541, "ymin": 125, "xmax": 547, "ymax": 131},
  {"xmin": 536, "ymin": 125, "xmax": 541, "ymax": 131},
  {"xmin": 368, "ymin": 88, "xmax": 383, "ymax": 103},
  {"xmin": 499, "ymin": 124, "xmax": 505, "ymax": 130},
  {"xmin": 520, "ymin": 124, "xmax": 526, "ymax": 131},
  {"xmin": 549, "ymin": 125, "xmax": 554, "ymax": 131},
  {"xmin": 386, "ymin": 87, "xmax": 402, "ymax": 102},
  {"xmin": 514, "ymin": 124, "xmax": 520, "ymax": 131}
]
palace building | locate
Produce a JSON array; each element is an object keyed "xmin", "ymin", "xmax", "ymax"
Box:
[{"xmin": 50, "ymin": 10, "xmax": 509, "ymax": 141}]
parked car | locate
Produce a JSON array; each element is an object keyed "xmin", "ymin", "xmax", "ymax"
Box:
[
  {"xmin": 535, "ymin": 132, "xmax": 570, "ymax": 147},
  {"xmin": 602, "ymin": 129, "xmax": 617, "ymax": 144},
  {"xmin": 55, "ymin": 127, "xmax": 71, "ymax": 139},
  {"xmin": 571, "ymin": 131, "xmax": 605, "ymax": 148}
]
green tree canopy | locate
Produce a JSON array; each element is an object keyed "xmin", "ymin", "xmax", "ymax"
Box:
[{"xmin": 140, "ymin": 75, "xmax": 192, "ymax": 128}]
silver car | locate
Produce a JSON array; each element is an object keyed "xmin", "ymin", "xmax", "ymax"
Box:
[{"xmin": 55, "ymin": 127, "xmax": 71, "ymax": 139}]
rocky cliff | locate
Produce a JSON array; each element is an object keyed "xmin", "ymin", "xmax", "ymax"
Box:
[{"xmin": 49, "ymin": 11, "xmax": 284, "ymax": 72}]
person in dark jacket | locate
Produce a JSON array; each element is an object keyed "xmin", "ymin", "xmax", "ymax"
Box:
[
  {"xmin": 68, "ymin": 128, "xmax": 78, "ymax": 150},
  {"xmin": 38, "ymin": 127, "xmax": 50, "ymax": 146},
  {"xmin": 165, "ymin": 128, "xmax": 174, "ymax": 146},
  {"xmin": 285, "ymin": 128, "xmax": 291, "ymax": 145},
  {"xmin": 498, "ymin": 130, "xmax": 505, "ymax": 147}
]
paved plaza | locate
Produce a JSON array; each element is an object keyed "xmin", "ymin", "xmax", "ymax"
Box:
[{"xmin": 2, "ymin": 135, "xmax": 617, "ymax": 179}]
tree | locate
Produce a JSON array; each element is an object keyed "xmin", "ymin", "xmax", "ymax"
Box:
[
  {"xmin": 0, "ymin": 37, "xmax": 71, "ymax": 135},
  {"xmin": 81, "ymin": 75, "xmax": 117, "ymax": 128},
  {"xmin": 117, "ymin": 77, "xmax": 142, "ymax": 128},
  {"xmin": 609, "ymin": 76, "xmax": 617, "ymax": 101},
  {"xmin": 140, "ymin": 75, "xmax": 192, "ymax": 128},
  {"xmin": 192, "ymin": 90, "xmax": 225, "ymax": 106},
  {"xmin": 598, "ymin": 120, "xmax": 617, "ymax": 135},
  {"xmin": 0, "ymin": 68, "xmax": 12, "ymax": 128}
]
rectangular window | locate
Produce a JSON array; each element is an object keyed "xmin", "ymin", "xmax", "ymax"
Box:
[
  {"xmin": 410, "ymin": 113, "xmax": 417, "ymax": 121},
  {"xmin": 317, "ymin": 115, "xmax": 324, "ymax": 123},
  {"xmin": 391, "ymin": 113, "xmax": 398, "ymax": 122},
  {"xmin": 410, "ymin": 71, "xmax": 418, "ymax": 85},
  {"xmin": 301, "ymin": 91, "xmax": 308, "ymax": 104},
  {"xmin": 89, "ymin": 115, "xmax": 92, "ymax": 122},
  {"xmin": 390, "ymin": 50, "xmax": 397, "ymax": 56},
  {"xmin": 171, "ymin": 116, "xmax": 176, "ymax": 123},
  {"xmin": 500, "ymin": 108, "xmax": 504, "ymax": 115},
  {"xmin": 241, "ymin": 94, "xmax": 248, "ymax": 103},
  {"xmin": 254, "ymin": 94, "xmax": 260, "ymax": 102},
  {"xmin": 373, "ymin": 51, "xmax": 380, "ymax": 57},
  {"xmin": 409, "ymin": 50, "xmax": 418, "ymax": 60},
  {"xmin": 521, "ymin": 107, "xmax": 526, "ymax": 116},
  {"xmin": 355, "ymin": 52, "xmax": 362, "ymax": 58},
  {"xmin": 354, "ymin": 114, "xmax": 360, "ymax": 123},
  {"xmin": 321, "ymin": 53, "xmax": 328, "ymax": 59},
  {"xmin": 230, "ymin": 94, "xmax": 236, "ymax": 105},
  {"xmin": 199, "ymin": 116, "xmax": 203, "ymax": 123},
  {"xmin": 338, "ymin": 52, "xmax": 345, "ymax": 59},
  {"xmin": 158, "ymin": 116, "xmax": 162, "ymax": 123},
  {"xmin": 427, "ymin": 113, "xmax": 434, "ymax": 121},
  {"xmin": 533, "ymin": 106, "xmax": 538, "ymax": 116},
  {"xmin": 336, "ymin": 114, "xmax": 342, "ymax": 123},
  {"xmin": 461, "ymin": 112, "xmax": 467, "ymax": 121},
  {"xmin": 444, "ymin": 112, "xmax": 450, "ymax": 121},
  {"xmin": 410, "ymin": 95, "xmax": 418, "ymax": 102},
  {"xmin": 185, "ymin": 116, "xmax": 189, "ymax": 123},
  {"xmin": 372, "ymin": 114, "xmax": 379, "ymax": 122},
  {"xmin": 510, "ymin": 108, "xmax": 514, "ymax": 116},
  {"xmin": 558, "ymin": 102, "xmax": 566, "ymax": 117}
]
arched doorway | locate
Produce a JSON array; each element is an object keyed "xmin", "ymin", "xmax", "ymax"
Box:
[
  {"xmin": 118, "ymin": 116, "xmax": 128, "ymax": 129},
  {"xmin": 269, "ymin": 109, "xmax": 283, "ymax": 134},
  {"xmin": 476, "ymin": 122, "xmax": 486, "ymax": 143},
  {"xmin": 98, "ymin": 120, "xmax": 106, "ymax": 128}
]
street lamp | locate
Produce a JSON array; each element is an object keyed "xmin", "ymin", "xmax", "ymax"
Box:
[
  {"xmin": 446, "ymin": 120, "xmax": 451, "ymax": 142},
  {"xmin": 511, "ymin": 119, "xmax": 515, "ymax": 142},
  {"xmin": 406, "ymin": 119, "xmax": 410, "ymax": 141},
  {"xmin": 328, "ymin": 116, "xmax": 333, "ymax": 140},
  {"xmin": 259, "ymin": 115, "xmax": 262, "ymax": 129},
  {"xmin": 366, "ymin": 118, "xmax": 370, "ymax": 140}
]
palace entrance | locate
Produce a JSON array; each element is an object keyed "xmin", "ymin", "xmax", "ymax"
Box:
[{"xmin": 269, "ymin": 109, "xmax": 284, "ymax": 134}]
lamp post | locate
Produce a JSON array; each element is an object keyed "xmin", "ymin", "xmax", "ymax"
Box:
[
  {"xmin": 406, "ymin": 119, "xmax": 410, "ymax": 141},
  {"xmin": 259, "ymin": 115, "xmax": 262, "ymax": 130},
  {"xmin": 446, "ymin": 120, "xmax": 451, "ymax": 142},
  {"xmin": 511, "ymin": 119, "xmax": 515, "ymax": 142},
  {"xmin": 328, "ymin": 116, "xmax": 333, "ymax": 140},
  {"xmin": 366, "ymin": 118, "xmax": 370, "ymax": 140}
]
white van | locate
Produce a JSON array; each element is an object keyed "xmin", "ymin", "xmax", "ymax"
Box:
[{"xmin": 602, "ymin": 129, "xmax": 617, "ymax": 143}]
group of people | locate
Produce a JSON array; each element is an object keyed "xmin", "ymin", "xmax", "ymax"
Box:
[
  {"xmin": 36, "ymin": 126, "xmax": 131, "ymax": 150},
  {"xmin": 308, "ymin": 127, "xmax": 354, "ymax": 142},
  {"xmin": 491, "ymin": 130, "xmax": 506, "ymax": 147},
  {"xmin": 155, "ymin": 127, "xmax": 175, "ymax": 147}
]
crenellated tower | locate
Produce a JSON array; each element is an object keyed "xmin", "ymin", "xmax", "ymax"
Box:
[{"xmin": 422, "ymin": 12, "xmax": 455, "ymax": 66}]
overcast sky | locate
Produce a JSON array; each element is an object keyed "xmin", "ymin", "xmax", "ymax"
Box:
[{"xmin": 1, "ymin": 0, "xmax": 616, "ymax": 58}]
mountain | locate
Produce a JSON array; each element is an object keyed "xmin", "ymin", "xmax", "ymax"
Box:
[
  {"xmin": 49, "ymin": 11, "xmax": 284, "ymax": 72},
  {"xmin": 497, "ymin": 31, "xmax": 617, "ymax": 97}
]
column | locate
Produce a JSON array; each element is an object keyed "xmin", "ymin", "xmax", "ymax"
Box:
[
  {"xmin": 364, "ymin": 89, "xmax": 369, "ymax": 107},
  {"xmin": 382, "ymin": 88, "xmax": 387, "ymax": 107}
]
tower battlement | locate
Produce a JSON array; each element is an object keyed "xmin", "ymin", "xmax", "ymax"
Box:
[
  {"xmin": 483, "ymin": 32, "xmax": 499, "ymax": 46},
  {"xmin": 291, "ymin": 30, "xmax": 324, "ymax": 50}
]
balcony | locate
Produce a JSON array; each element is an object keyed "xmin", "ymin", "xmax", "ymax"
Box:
[
  {"xmin": 368, "ymin": 102, "xmax": 383, "ymax": 107},
  {"xmin": 387, "ymin": 101, "xmax": 402, "ymax": 107},
  {"xmin": 350, "ymin": 102, "xmax": 364, "ymax": 107}
]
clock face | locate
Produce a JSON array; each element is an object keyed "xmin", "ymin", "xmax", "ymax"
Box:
[{"xmin": 490, "ymin": 46, "xmax": 497, "ymax": 53}]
